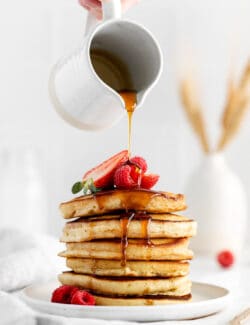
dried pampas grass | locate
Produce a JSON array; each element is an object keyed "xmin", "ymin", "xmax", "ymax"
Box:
[
  {"xmin": 179, "ymin": 59, "xmax": 250, "ymax": 152},
  {"xmin": 180, "ymin": 79, "xmax": 210, "ymax": 153},
  {"xmin": 217, "ymin": 60, "xmax": 250, "ymax": 150}
]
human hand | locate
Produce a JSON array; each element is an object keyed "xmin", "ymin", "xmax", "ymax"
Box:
[{"xmin": 79, "ymin": 0, "xmax": 139, "ymax": 20}]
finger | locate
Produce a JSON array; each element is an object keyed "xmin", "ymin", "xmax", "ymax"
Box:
[
  {"xmin": 90, "ymin": 7, "xmax": 102, "ymax": 20},
  {"xmin": 79, "ymin": 0, "xmax": 102, "ymax": 19},
  {"xmin": 79, "ymin": 0, "xmax": 101, "ymax": 9},
  {"xmin": 79, "ymin": 0, "xmax": 140, "ymax": 20},
  {"xmin": 81, "ymin": 4, "xmax": 90, "ymax": 10}
]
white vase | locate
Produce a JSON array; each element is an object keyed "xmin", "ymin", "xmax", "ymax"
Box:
[{"xmin": 185, "ymin": 153, "xmax": 247, "ymax": 256}]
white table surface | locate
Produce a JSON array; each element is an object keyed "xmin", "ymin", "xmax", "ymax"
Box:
[
  {"xmin": 20, "ymin": 255, "xmax": 249, "ymax": 325},
  {"xmin": 187, "ymin": 255, "xmax": 250, "ymax": 325}
]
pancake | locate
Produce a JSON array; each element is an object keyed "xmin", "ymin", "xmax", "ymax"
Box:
[
  {"xmin": 59, "ymin": 238, "xmax": 193, "ymax": 260},
  {"xmin": 90, "ymin": 293, "xmax": 192, "ymax": 305},
  {"xmin": 60, "ymin": 189, "xmax": 186, "ymax": 219},
  {"xmin": 66, "ymin": 258, "xmax": 190, "ymax": 277},
  {"xmin": 61, "ymin": 214, "xmax": 197, "ymax": 242},
  {"xmin": 58, "ymin": 272, "xmax": 191, "ymax": 296}
]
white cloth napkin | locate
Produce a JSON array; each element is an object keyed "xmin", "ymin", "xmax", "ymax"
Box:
[
  {"xmin": 0, "ymin": 291, "xmax": 35, "ymax": 325},
  {"xmin": 0, "ymin": 227, "xmax": 63, "ymax": 324},
  {"xmin": 0, "ymin": 228, "xmax": 63, "ymax": 292}
]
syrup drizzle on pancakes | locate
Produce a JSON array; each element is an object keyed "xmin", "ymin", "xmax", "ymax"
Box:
[{"xmin": 120, "ymin": 212, "xmax": 153, "ymax": 266}]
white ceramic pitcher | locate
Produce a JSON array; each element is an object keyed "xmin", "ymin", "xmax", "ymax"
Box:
[{"xmin": 49, "ymin": 0, "xmax": 163, "ymax": 131}]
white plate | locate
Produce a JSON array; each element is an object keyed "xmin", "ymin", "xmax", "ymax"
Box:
[{"xmin": 20, "ymin": 281, "xmax": 231, "ymax": 321}]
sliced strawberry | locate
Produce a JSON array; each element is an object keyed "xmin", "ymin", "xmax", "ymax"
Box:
[
  {"xmin": 83, "ymin": 150, "xmax": 129, "ymax": 189},
  {"xmin": 130, "ymin": 156, "xmax": 147, "ymax": 173},
  {"xmin": 71, "ymin": 290, "xmax": 95, "ymax": 306},
  {"xmin": 51, "ymin": 285, "xmax": 78, "ymax": 304},
  {"xmin": 140, "ymin": 174, "xmax": 159, "ymax": 190},
  {"xmin": 114, "ymin": 165, "xmax": 137, "ymax": 189}
]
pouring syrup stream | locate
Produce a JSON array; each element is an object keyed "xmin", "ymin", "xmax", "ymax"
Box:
[
  {"xmin": 118, "ymin": 91, "xmax": 154, "ymax": 265},
  {"xmin": 119, "ymin": 90, "xmax": 137, "ymax": 157}
]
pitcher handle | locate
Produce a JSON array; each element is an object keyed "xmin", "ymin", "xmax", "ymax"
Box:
[
  {"xmin": 85, "ymin": 0, "xmax": 121, "ymax": 35},
  {"xmin": 84, "ymin": 13, "xmax": 98, "ymax": 36},
  {"xmin": 102, "ymin": 0, "xmax": 121, "ymax": 20}
]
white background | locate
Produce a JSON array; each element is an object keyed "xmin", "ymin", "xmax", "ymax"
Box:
[{"xmin": 0, "ymin": 0, "xmax": 250, "ymax": 235}]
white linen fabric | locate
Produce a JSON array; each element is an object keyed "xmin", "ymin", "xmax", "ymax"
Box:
[
  {"xmin": 0, "ymin": 228, "xmax": 63, "ymax": 292},
  {"xmin": 0, "ymin": 291, "xmax": 35, "ymax": 325}
]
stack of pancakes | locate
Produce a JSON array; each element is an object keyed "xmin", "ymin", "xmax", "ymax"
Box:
[{"xmin": 58, "ymin": 189, "xmax": 197, "ymax": 306}]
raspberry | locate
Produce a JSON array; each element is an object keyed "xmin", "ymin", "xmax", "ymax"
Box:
[
  {"xmin": 51, "ymin": 285, "xmax": 78, "ymax": 304},
  {"xmin": 130, "ymin": 156, "xmax": 147, "ymax": 173},
  {"xmin": 114, "ymin": 165, "xmax": 137, "ymax": 189},
  {"xmin": 71, "ymin": 290, "xmax": 95, "ymax": 305},
  {"xmin": 217, "ymin": 250, "xmax": 234, "ymax": 268},
  {"xmin": 130, "ymin": 165, "xmax": 142, "ymax": 183},
  {"xmin": 140, "ymin": 174, "xmax": 159, "ymax": 190}
]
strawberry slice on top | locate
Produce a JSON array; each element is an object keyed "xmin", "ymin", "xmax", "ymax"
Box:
[{"xmin": 83, "ymin": 150, "xmax": 129, "ymax": 189}]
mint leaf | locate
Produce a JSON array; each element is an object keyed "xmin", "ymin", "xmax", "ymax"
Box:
[
  {"xmin": 82, "ymin": 180, "xmax": 89, "ymax": 195},
  {"xmin": 89, "ymin": 178, "xmax": 97, "ymax": 192},
  {"xmin": 72, "ymin": 178, "xmax": 102, "ymax": 196},
  {"xmin": 72, "ymin": 182, "xmax": 83, "ymax": 194}
]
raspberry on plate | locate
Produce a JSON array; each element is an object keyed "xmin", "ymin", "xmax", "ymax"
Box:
[
  {"xmin": 71, "ymin": 290, "xmax": 96, "ymax": 306},
  {"xmin": 217, "ymin": 250, "xmax": 234, "ymax": 268},
  {"xmin": 51, "ymin": 285, "xmax": 78, "ymax": 304}
]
